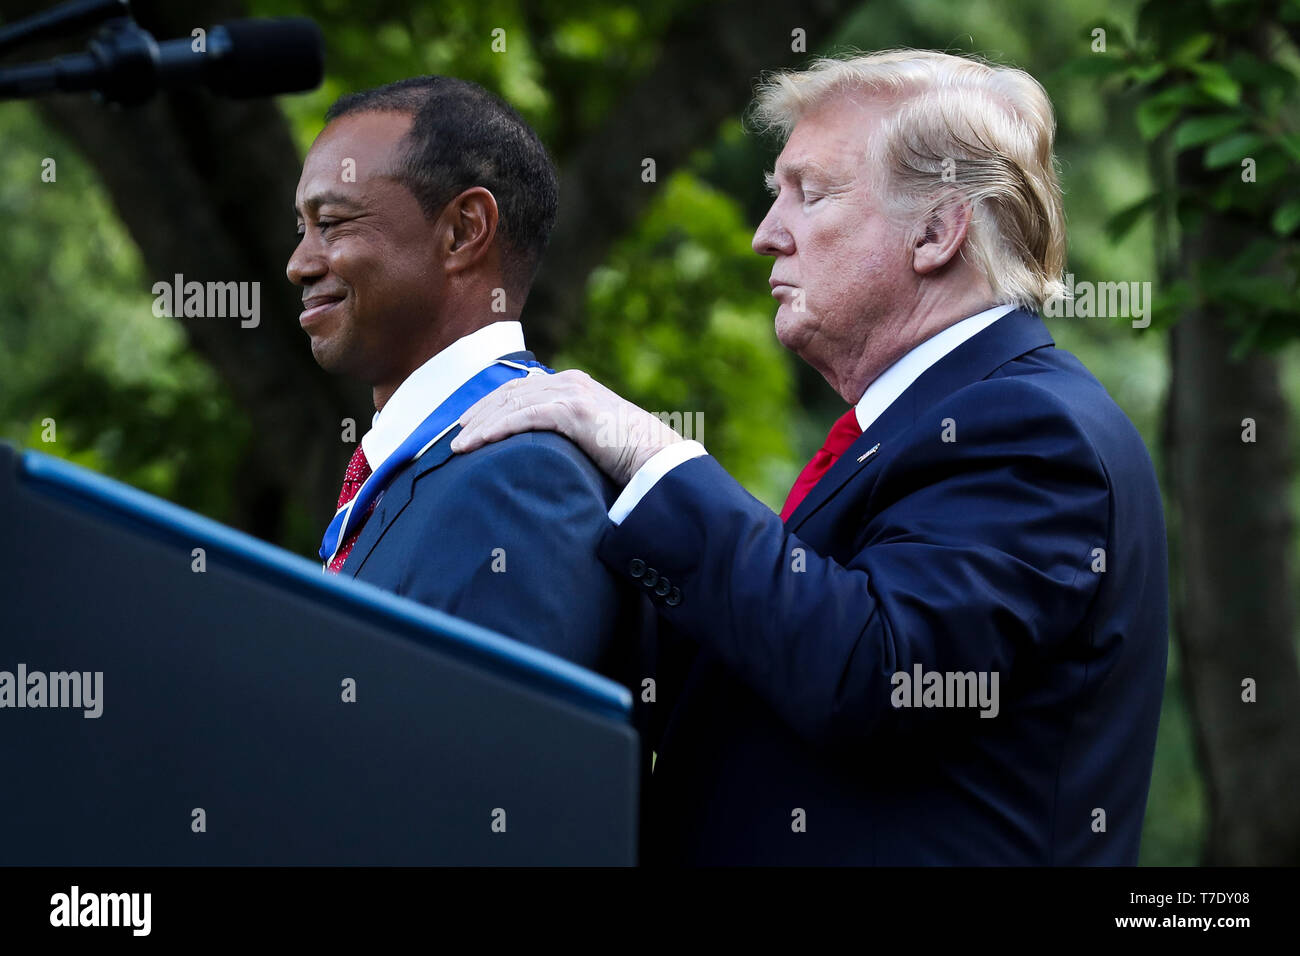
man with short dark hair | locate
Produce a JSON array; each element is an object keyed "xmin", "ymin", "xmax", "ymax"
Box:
[{"xmin": 288, "ymin": 76, "xmax": 641, "ymax": 679}]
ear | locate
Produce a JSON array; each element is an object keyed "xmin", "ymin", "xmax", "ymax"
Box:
[
  {"xmin": 440, "ymin": 186, "xmax": 500, "ymax": 276},
  {"xmin": 912, "ymin": 193, "xmax": 974, "ymax": 276}
]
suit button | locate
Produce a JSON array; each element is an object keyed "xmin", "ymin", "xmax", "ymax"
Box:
[
  {"xmin": 629, "ymin": 558, "xmax": 646, "ymax": 578},
  {"xmin": 666, "ymin": 587, "xmax": 682, "ymax": 607},
  {"xmin": 654, "ymin": 577, "xmax": 671, "ymax": 596},
  {"xmin": 642, "ymin": 568, "xmax": 659, "ymax": 588}
]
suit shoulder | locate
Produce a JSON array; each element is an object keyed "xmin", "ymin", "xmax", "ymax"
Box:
[
  {"xmin": 455, "ymin": 429, "xmax": 600, "ymax": 470},
  {"xmin": 943, "ymin": 370, "xmax": 1099, "ymax": 436},
  {"xmin": 990, "ymin": 347, "xmax": 1154, "ymax": 471},
  {"xmin": 926, "ymin": 372, "xmax": 1112, "ymax": 478},
  {"xmin": 449, "ymin": 430, "xmax": 614, "ymax": 495}
]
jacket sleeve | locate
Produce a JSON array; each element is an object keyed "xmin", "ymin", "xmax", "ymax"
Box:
[
  {"xmin": 398, "ymin": 433, "xmax": 622, "ymax": 671},
  {"xmin": 596, "ymin": 377, "xmax": 1112, "ymax": 751}
]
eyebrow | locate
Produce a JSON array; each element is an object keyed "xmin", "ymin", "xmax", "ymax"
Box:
[
  {"xmin": 294, "ymin": 190, "xmax": 364, "ymax": 218},
  {"xmin": 765, "ymin": 159, "xmax": 834, "ymax": 194}
]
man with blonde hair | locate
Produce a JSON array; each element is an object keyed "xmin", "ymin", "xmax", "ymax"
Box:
[{"xmin": 454, "ymin": 50, "xmax": 1168, "ymax": 865}]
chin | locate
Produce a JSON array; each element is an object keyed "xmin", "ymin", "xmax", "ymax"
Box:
[
  {"xmin": 774, "ymin": 308, "xmax": 814, "ymax": 353},
  {"xmin": 309, "ymin": 336, "xmax": 346, "ymax": 373}
]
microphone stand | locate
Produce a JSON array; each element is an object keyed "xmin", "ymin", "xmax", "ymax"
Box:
[
  {"xmin": 0, "ymin": 18, "xmax": 163, "ymax": 104},
  {"xmin": 0, "ymin": 0, "xmax": 130, "ymax": 56},
  {"xmin": 0, "ymin": 0, "xmax": 160, "ymax": 105}
]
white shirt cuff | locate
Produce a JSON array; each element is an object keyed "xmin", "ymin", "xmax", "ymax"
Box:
[{"xmin": 608, "ymin": 440, "xmax": 708, "ymax": 525}]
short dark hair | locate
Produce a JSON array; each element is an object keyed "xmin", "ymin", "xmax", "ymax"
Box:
[{"xmin": 325, "ymin": 76, "xmax": 559, "ymax": 297}]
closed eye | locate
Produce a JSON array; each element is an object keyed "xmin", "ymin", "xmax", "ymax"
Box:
[{"xmin": 296, "ymin": 218, "xmax": 340, "ymax": 238}]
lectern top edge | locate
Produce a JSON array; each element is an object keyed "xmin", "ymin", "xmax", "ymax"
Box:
[{"xmin": 11, "ymin": 444, "xmax": 634, "ymax": 722}]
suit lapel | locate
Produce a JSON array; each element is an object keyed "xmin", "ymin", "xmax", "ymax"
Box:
[
  {"xmin": 787, "ymin": 309, "xmax": 1055, "ymax": 532},
  {"xmin": 343, "ymin": 454, "xmax": 423, "ymax": 579},
  {"xmin": 343, "ymin": 350, "xmax": 538, "ymax": 579}
]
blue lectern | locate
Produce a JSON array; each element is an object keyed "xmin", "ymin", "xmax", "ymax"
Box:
[{"xmin": 0, "ymin": 444, "xmax": 638, "ymax": 865}]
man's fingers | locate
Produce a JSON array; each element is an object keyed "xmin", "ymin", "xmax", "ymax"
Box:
[
  {"xmin": 454, "ymin": 378, "xmax": 572, "ymax": 453},
  {"xmin": 455, "ymin": 403, "xmax": 566, "ymax": 453},
  {"xmin": 455, "ymin": 377, "xmax": 535, "ymax": 447},
  {"xmin": 453, "ymin": 370, "xmax": 601, "ymax": 453}
]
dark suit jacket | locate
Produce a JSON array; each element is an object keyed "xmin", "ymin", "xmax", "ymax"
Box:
[
  {"xmin": 341, "ymin": 351, "xmax": 649, "ymax": 689},
  {"xmin": 598, "ymin": 308, "xmax": 1169, "ymax": 865}
]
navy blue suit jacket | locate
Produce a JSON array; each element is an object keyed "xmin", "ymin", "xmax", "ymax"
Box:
[
  {"xmin": 598, "ymin": 309, "xmax": 1169, "ymax": 865},
  {"xmin": 341, "ymin": 351, "xmax": 648, "ymax": 687}
]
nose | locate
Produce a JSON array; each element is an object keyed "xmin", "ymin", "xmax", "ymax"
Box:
[
  {"xmin": 286, "ymin": 234, "xmax": 326, "ymax": 287},
  {"xmin": 752, "ymin": 201, "xmax": 794, "ymax": 258}
]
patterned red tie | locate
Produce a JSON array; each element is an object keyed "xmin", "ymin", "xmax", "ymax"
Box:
[
  {"xmin": 779, "ymin": 409, "xmax": 863, "ymax": 522},
  {"xmin": 326, "ymin": 444, "xmax": 373, "ymax": 574}
]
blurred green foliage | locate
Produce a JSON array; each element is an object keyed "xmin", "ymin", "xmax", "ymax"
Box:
[
  {"xmin": 0, "ymin": 105, "xmax": 249, "ymax": 509},
  {"xmin": 1060, "ymin": 0, "xmax": 1300, "ymax": 351},
  {"xmin": 557, "ymin": 170, "xmax": 798, "ymax": 506},
  {"xmin": 5, "ymin": 0, "xmax": 1298, "ymax": 866}
]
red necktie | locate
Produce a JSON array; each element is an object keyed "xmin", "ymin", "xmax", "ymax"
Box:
[
  {"xmin": 326, "ymin": 444, "xmax": 374, "ymax": 574},
  {"xmin": 779, "ymin": 409, "xmax": 862, "ymax": 522}
]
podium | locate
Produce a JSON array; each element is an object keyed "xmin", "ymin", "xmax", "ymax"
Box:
[{"xmin": 0, "ymin": 444, "xmax": 638, "ymax": 865}]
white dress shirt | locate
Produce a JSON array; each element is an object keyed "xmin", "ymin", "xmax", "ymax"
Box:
[
  {"xmin": 607, "ymin": 303, "xmax": 1017, "ymax": 524},
  {"xmin": 361, "ymin": 320, "xmax": 526, "ymax": 479}
]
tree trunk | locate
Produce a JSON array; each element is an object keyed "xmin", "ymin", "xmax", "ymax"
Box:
[{"xmin": 1165, "ymin": 169, "xmax": 1300, "ymax": 864}]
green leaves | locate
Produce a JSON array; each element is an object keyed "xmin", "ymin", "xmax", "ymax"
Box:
[
  {"xmin": 1279, "ymin": 133, "xmax": 1300, "ymax": 163},
  {"xmin": 1106, "ymin": 194, "xmax": 1160, "ymax": 241},
  {"xmin": 1137, "ymin": 84, "xmax": 1208, "ymax": 139},
  {"xmin": 1168, "ymin": 32, "xmax": 1214, "ymax": 67},
  {"xmin": 1127, "ymin": 62, "xmax": 1168, "ymax": 85},
  {"xmin": 1172, "ymin": 113, "xmax": 1246, "ymax": 149},
  {"xmin": 560, "ymin": 171, "xmax": 795, "ymax": 506},
  {"xmin": 1272, "ymin": 199, "xmax": 1300, "ymax": 237},
  {"xmin": 1188, "ymin": 61, "xmax": 1242, "ymax": 105},
  {"xmin": 1115, "ymin": 0, "xmax": 1300, "ymax": 350},
  {"xmin": 1135, "ymin": 73, "xmax": 1242, "ymax": 141},
  {"xmin": 1203, "ymin": 131, "xmax": 1268, "ymax": 167}
]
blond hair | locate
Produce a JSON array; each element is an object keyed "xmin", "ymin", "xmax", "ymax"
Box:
[{"xmin": 751, "ymin": 49, "xmax": 1067, "ymax": 312}]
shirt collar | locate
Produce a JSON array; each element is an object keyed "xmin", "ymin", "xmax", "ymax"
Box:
[
  {"xmin": 361, "ymin": 320, "xmax": 526, "ymax": 472},
  {"xmin": 855, "ymin": 303, "xmax": 1017, "ymax": 432}
]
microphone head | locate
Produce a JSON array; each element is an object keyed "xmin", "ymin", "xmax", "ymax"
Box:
[{"xmin": 209, "ymin": 18, "xmax": 324, "ymax": 98}]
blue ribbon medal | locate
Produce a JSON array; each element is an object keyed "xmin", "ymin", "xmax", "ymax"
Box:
[{"xmin": 319, "ymin": 358, "xmax": 552, "ymax": 568}]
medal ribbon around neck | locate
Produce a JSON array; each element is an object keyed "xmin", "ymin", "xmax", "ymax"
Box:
[{"xmin": 319, "ymin": 358, "xmax": 553, "ymax": 568}]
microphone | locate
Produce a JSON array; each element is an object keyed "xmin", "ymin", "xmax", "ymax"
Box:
[{"xmin": 0, "ymin": 17, "xmax": 324, "ymax": 104}]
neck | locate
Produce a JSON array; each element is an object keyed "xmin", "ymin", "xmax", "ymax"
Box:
[
  {"xmin": 371, "ymin": 309, "xmax": 522, "ymax": 413},
  {"xmin": 833, "ymin": 284, "xmax": 998, "ymax": 404}
]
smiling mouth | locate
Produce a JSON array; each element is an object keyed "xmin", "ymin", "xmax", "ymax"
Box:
[{"xmin": 300, "ymin": 296, "xmax": 343, "ymax": 325}]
